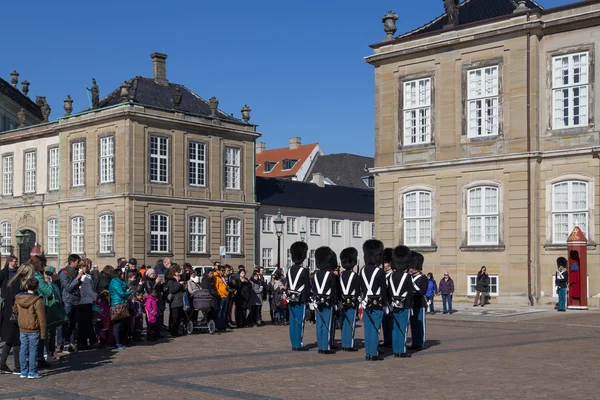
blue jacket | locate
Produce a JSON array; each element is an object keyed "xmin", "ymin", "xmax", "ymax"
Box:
[
  {"xmin": 109, "ymin": 278, "xmax": 132, "ymax": 306},
  {"xmin": 426, "ymin": 279, "xmax": 437, "ymax": 297}
]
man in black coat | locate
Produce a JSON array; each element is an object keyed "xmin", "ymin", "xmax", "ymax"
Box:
[
  {"xmin": 312, "ymin": 246, "xmax": 338, "ymax": 354},
  {"xmin": 360, "ymin": 239, "xmax": 387, "ymax": 361},
  {"xmin": 409, "ymin": 251, "xmax": 428, "ymax": 351},
  {"xmin": 285, "ymin": 241, "xmax": 310, "ymax": 351}
]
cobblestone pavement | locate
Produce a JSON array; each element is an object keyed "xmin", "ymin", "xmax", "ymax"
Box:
[{"xmin": 0, "ymin": 307, "xmax": 599, "ymax": 400}]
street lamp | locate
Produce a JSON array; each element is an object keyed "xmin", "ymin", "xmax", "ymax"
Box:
[
  {"xmin": 15, "ymin": 230, "xmax": 29, "ymax": 262},
  {"xmin": 299, "ymin": 226, "xmax": 306, "ymax": 242},
  {"xmin": 273, "ymin": 209, "xmax": 285, "ymax": 268}
]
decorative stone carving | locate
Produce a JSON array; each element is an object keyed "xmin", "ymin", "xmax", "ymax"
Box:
[
  {"xmin": 209, "ymin": 96, "xmax": 218, "ymax": 117},
  {"xmin": 382, "ymin": 10, "xmax": 399, "ymax": 41},
  {"xmin": 41, "ymin": 101, "xmax": 51, "ymax": 122},
  {"xmin": 21, "ymin": 80, "xmax": 30, "ymax": 97},
  {"xmin": 19, "ymin": 212, "xmax": 35, "ymax": 227},
  {"xmin": 87, "ymin": 78, "xmax": 100, "ymax": 109},
  {"xmin": 10, "ymin": 70, "xmax": 19, "ymax": 88},
  {"xmin": 36, "ymin": 96, "xmax": 46, "ymax": 108},
  {"xmin": 173, "ymin": 87, "xmax": 182, "ymax": 109},
  {"xmin": 17, "ymin": 108, "xmax": 25, "ymax": 128},
  {"xmin": 120, "ymin": 81, "xmax": 130, "ymax": 103},
  {"xmin": 513, "ymin": 0, "xmax": 528, "ymax": 12},
  {"xmin": 444, "ymin": 0, "xmax": 459, "ymax": 28},
  {"xmin": 64, "ymin": 95, "xmax": 73, "ymax": 116},
  {"xmin": 241, "ymin": 104, "xmax": 251, "ymax": 124}
]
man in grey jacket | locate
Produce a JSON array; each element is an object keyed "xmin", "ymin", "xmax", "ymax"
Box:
[{"xmin": 58, "ymin": 254, "xmax": 82, "ymax": 352}]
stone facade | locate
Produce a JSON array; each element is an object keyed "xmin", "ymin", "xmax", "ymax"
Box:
[{"xmin": 367, "ymin": 2, "xmax": 600, "ymax": 305}]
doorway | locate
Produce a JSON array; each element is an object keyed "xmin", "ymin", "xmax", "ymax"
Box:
[{"xmin": 18, "ymin": 229, "xmax": 36, "ymax": 265}]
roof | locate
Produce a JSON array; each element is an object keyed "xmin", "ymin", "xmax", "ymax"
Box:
[
  {"xmin": 255, "ymin": 144, "xmax": 319, "ymax": 178},
  {"xmin": 256, "ymin": 177, "xmax": 374, "ymax": 215},
  {"xmin": 0, "ymin": 77, "xmax": 43, "ymax": 121},
  {"xmin": 305, "ymin": 153, "xmax": 374, "ymax": 189},
  {"xmin": 96, "ymin": 76, "xmax": 242, "ymax": 122},
  {"xmin": 398, "ymin": 0, "xmax": 542, "ymax": 40}
]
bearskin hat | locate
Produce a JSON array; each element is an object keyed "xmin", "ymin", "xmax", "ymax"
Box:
[
  {"xmin": 290, "ymin": 241, "xmax": 308, "ymax": 264},
  {"xmin": 315, "ymin": 246, "xmax": 336, "ymax": 270},
  {"xmin": 362, "ymin": 239, "xmax": 384, "ymax": 267},
  {"xmin": 410, "ymin": 251, "xmax": 424, "ymax": 271},
  {"xmin": 392, "ymin": 245, "xmax": 411, "ymax": 273},
  {"xmin": 340, "ymin": 247, "xmax": 358, "ymax": 270},
  {"xmin": 383, "ymin": 248, "xmax": 393, "ymax": 265},
  {"xmin": 556, "ymin": 257, "xmax": 568, "ymax": 268}
]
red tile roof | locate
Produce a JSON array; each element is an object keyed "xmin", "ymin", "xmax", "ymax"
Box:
[{"xmin": 256, "ymin": 144, "xmax": 318, "ymax": 178}]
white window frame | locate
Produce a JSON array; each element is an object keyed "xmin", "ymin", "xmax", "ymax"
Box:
[
  {"xmin": 188, "ymin": 141, "xmax": 206, "ymax": 187},
  {"xmin": 71, "ymin": 142, "xmax": 85, "ymax": 187},
  {"xmin": 150, "ymin": 136, "xmax": 169, "ymax": 184},
  {"xmin": 263, "ymin": 161, "xmax": 276, "ymax": 173},
  {"xmin": 467, "ymin": 66, "xmax": 499, "ymax": 138},
  {"xmin": 403, "ymin": 77, "xmax": 432, "ymax": 146},
  {"xmin": 403, "ymin": 191, "xmax": 432, "ymax": 247},
  {"xmin": 1, "ymin": 222, "xmax": 11, "ymax": 256},
  {"xmin": 552, "ymin": 180, "xmax": 588, "ymax": 243},
  {"xmin": 552, "ymin": 52, "xmax": 589, "ymax": 130},
  {"xmin": 286, "ymin": 249, "xmax": 292, "ymax": 267},
  {"xmin": 309, "ymin": 218, "xmax": 320, "ymax": 236},
  {"xmin": 225, "ymin": 218, "xmax": 241, "ymax": 254},
  {"xmin": 71, "ymin": 216, "xmax": 84, "ymax": 254},
  {"xmin": 261, "ymin": 216, "xmax": 273, "ymax": 233},
  {"xmin": 189, "ymin": 216, "xmax": 207, "ymax": 254},
  {"xmin": 282, "ymin": 159, "xmax": 297, "ymax": 171},
  {"xmin": 100, "ymin": 136, "xmax": 115, "ymax": 184},
  {"xmin": 371, "ymin": 222, "xmax": 375, "ymax": 238},
  {"xmin": 467, "ymin": 186, "xmax": 499, "ymax": 245},
  {"xmin": 261, "ymin": 248, "xmax": 273, "ymax": 267},
  {"xmin": 99, "ymin": 214, "xmax": 114, "ymax": 254},
  {"xmin": 47, "ymin": 219, "xmax": 58, "ymax": 255},
  {"xmin": 352, "ymin": 222, "xmax": 362, "ymax": 238},
  {"xmin": 308, "ymin": 250, "xmax": 316, "ymax": 271},
  {"xmin": 24, "ymin": 151, "xmax": 36, "ymax": 194},
  {"xmin": 48, "ymin": 147, "xmax": 59, "ymax": 191},
  {"xmin": 225, "ymin": 147, "xmax": 241, "ymax": 190},
  {"xmin": 467, "ymin": 274, "xmax": 499, "ymax": 296},
  {"xmin": 286, "ymin": 217, "xmax": 297, "ymax": 234},
  {"xmin": 150, "ymin": 213, "xmax": 169, "ymax": 253},
  {"xmin": 2, "ymin": 155, "xmax": 13, "ymax": 196},
  {"xmin": 331, "ymin": 220, "xmax": 341, "ymax": 237}
]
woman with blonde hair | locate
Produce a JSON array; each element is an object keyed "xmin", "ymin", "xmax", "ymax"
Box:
[{"xmin": 0, "ymin": 263, "xmax": 35, "ymax": 374}]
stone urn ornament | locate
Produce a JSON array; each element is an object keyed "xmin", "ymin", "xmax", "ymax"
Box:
[
  {"xmin": 41, "ymin": 101, "xmax": 51, "ymax": 122},
  {"xmin": 173, "ymin": 87, "xmax": 182, "ymax": 109},
  {"xmin": 241, "ymin": 105, "xmax": 251, "ymax": 124},
  {"xmin": 64, "ymin": 95, "xmax": 73, "ymax": 116},
  {"xmin": 382, "ymin": 10, "xmax": 399, "ymax": 41},
  {"xmin": 10, "ymin": 70, "xmax": 19, "ymax": 88},
  {"xmin": 209, "ymin": 96, "xmax": 219, "ymax": 117},
  {"xmin": 21, "ymin": 80, "xmax": 30, "ymax": 97},
  {"xmin": 120, "ymin": 81, "xmax": 130, "ymax": 103}
]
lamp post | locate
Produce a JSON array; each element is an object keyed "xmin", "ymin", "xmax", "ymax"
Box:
[
  {"xmin": 273, "ymin": 209, "xmax": 285, "ymax": 269},
  {"xmin": 15, "ymin": 230, "xmax": 29, "ymax": 263},
  {"xmin": 300, "ymin": 226, "xmax": 306, "ymax": 242}
]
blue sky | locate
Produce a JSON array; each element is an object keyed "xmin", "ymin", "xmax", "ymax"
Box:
[{"xmin": 2, "ymin": 0, "xmax": 573, "ymax": 157}]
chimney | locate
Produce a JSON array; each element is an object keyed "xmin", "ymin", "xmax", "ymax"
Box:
[
  {"xmin": 150, "ymin": 52, "xmax": 168, "ymax": 85},
  {"xmin": 312, "ymin": 173, "xmax": 325, "ymax": 188},
  {"xmin": 256, "ymin": 142, "xmax": 266, "ymax": 154},
  {"xmin": 289, "ymin": 137, "xmax": 301, "ymax": 150}
]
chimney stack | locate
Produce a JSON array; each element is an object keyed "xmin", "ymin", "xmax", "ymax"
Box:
[
  {"xmin": 289, "ymin": 137, "xmax": 301, "ymax": 150},
  {"xmin": 312, "ymin": 173, "xmax": 325, "ymax": 188},
  {"xmin": 256, "ymin": 142, "xmax": 266, "ymax": 154},
  {"xmin": 150, "ymin": 53, "xmax": 168, "ymax": 85}
]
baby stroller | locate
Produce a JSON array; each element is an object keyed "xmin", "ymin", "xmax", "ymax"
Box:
[{"xmin": 184, "ymin": 288, "xmax": 217, "ymax": 334}]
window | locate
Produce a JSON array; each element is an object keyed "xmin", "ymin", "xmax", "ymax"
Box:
[
  {"xmin": 287, "ymin": 217, "xmax": 297, "ymax": 234},
  {"xmin": 263, "ymin": 161, "xmax": 276, "ymax": 173},
  {"xmin": 2, "ymin": 155, "xmax": 13, "ymax": 195},
  {"xmin": 71, "ymin": 217, "xmax": 84, "ymax": 254},
  {"xmin": 48, "ymin": 148, "xmax": 59, "ymax": 191},
  {"xmin": 468, "ymin": 275, "xmax": 499, "ymax": 296},
  {"xmin": 282, "ymin": 159, "xmax": 297, "ymax": 171},
  {"xmin": 188, "ymin": 142, "xmax": 206, "ymax": 187},
  {"xmin": 552, "ymin": 52, "xmax": 589, "ymax": 129},
  {"xmin": 309, "ymin": 219, "xmax": 320, "ymax": 235},
  {"xmin": 99, "ymin": 214, "xmax": 114, "ymax": 254},
  {"xmin": 331, "ymin": 221, "xmax": 341, "ymax": 236},
  {"xmin": 72, "ymin": 142, "xmax": 85, "ymax": 187},
  {"xmin": 261, "ymin": 216, "xmax": 273, "ymax": 233},
  {"xmin": 467, "ymin": 187, "xmax": 499, "ymax": 245},
  {"xmin": 47, "ymin": 219, "xmax": 58, "ymax": 255},
  {"xmin": 352, "ymin": 222, "xmax": 362, "ymax": 238},
  {"xmin": 189, "ymin": 216, "xmax": 207, "ymax": 253},
  {"xmin": 371, "ymin": 222, "xmax": 375, "ymax": 238},
  {"xmin": 100, "ymin": 136, "xmax": 115, "ymax": 184},
  {"xmin": 150, "ymin": 214, "xmax": 169, "ymax": 253},
  {"xmin": 467, "ymin": 66, "xmax": 499, "ymax": 137},
  {"xmin": 286, "ymin": 249, "xmax": 292, "ymax": 267},
  {"xmin": 1, "ymin": 222, "xmax": 11, "ymax": 255},
  {"xmin": 24, "ymin": 151, "xmax": 36, "ymax": 193},
  {"xmin": 225, "ymin": 218, "xmax": 241, "ymax": 254},
  {"xmin": 308, "ymin": 250, "xmax": 316, "ymax": 270},
  {"xmin": 403, "ymin": 77, "xmax": 431, "ymax": 145},
  {"xmin": 404, "ymin": 191, "xmax": 432, "ymax": 246},
  {"xmin": 261, "ymin": 248, "xmax": 273, "ymax": 267},
  {"xmin": 362, "ymin": 176, "xmax": 375, "ymax": 188},
  {"xmin": 150, "ymin": 136, "xmax": 169, "ymax": 183},
  {"xmin": 552, "ymin": 181, "xmax": 588, "ymax": 243},
  {"xmin": 225, "ymin": 147, "xmax": 241, "ymax": 189}
]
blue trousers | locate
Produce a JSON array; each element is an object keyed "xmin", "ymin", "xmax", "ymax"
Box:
[
  {"xmin": 316, "ymin": 305, "xmax": 333, "ymax": 351},
  {"xmin": 391, "ymin": 309, "xmax": 410, "ymax": 354},
  {"xmin": 329, "ymin": 312, "xmax": 337, "ymax": 348},
  {"xmin": 19, "ymin": 332, "xmax": 40, "ymax": 376},
  {"xmin": 442, "ymin": 294, "xmax": 453, "ymax": 313},
  {"xmin": 363, "ymin": 308, "xmax": 383, "ymax": 357},
  {"xmin": 558, "ymin": 287, "xmax": 567, "ymax": 311},
  {"xmin": 382, "ymin": 312, "xmax": 393, "ymax": 345},
  {"xmin": 410, "ymin": 307, "xmax": 426, "ymax": 347},
  {"xmin": 216, "ymin": 298, "xmax": 228, "ymax": 330},
  {"xmin": 288, "ymin": 302, "xmax": 306, "ymax": 349},
  {"xmin": 340, "ymin": 307, "xmax": 357, "ymax": 349}
]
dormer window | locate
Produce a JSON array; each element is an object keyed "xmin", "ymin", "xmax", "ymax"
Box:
[
  {"xmin": 362, "ymin": 176, "xmax": 375, "ymax": 188},
  {"xmin": 264, "ymin": 161, "xmax": 277, "ymax": 173},
  {"xmin": 282, "ymin": 159, "xmax": 297, "ymax": 171}
]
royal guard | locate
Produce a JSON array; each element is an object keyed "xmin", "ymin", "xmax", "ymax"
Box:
[
  {"xmin": 359, "ymin": 239, "xmax": 387, "ymax": 361},
  {"xmin": 312, "ymin": 246, "xmax": 338, "ymax": 354},
  {"xmin": 381, "ymin": 248, "xmax": 394, "ymax": 349},
  {"xmin": 389, "ymin": 245, "xmax": 413, "ymax": 358},
  {"xmin": 555, "ymin": 257, "xmax": 568, "ymax": 312},
  {"xmin": 339, "ymin": 247, "xmax": 360, "ymax": 352},
  {"xmin": 285, "ymin": 241, "xmax": 311, "ymax": 351},
  {"xmin": 409, "ymin": 251, "xmax": 428, "ymax": 351}
]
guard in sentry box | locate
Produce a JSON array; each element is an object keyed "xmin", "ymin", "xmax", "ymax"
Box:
[
  {"xmin": 339, "ymin": 247, "xmax": 360, "ymax": 352},
  {"xmin": 408, "ymin": 251, "xmax": 428, "ymax": 351},
  {"xmin": 285, "ymin": 241, "xmax": 311, "ymax": 351},
  {"xmin": 312, "ymin": 247, "xmax": 338, "ymax": 354},
  {"xmin": 389, "ymin": 245, "xmax": 413, "ymax": 358}
]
